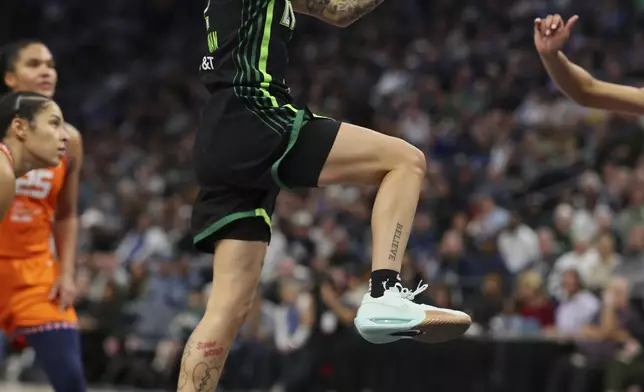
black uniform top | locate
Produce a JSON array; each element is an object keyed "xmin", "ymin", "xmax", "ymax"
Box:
[{"xmin": 199, "ymin": 0, "xmax": 297, "ymax": 105}]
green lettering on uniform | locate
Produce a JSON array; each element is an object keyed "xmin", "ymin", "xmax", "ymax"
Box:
[{"xmin": 207, "ymin": 31, "xmax": 219, "ymax": 53}]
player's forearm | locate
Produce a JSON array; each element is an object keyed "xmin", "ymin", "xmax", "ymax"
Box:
[
  {"xmin": 540, "ymin": 51, "xmax": 595, "ymax": 105},
  {"xmin": 299, "ymin": 0, "xmax": 385, "ymax": 27},
  {"xmin": 54, "ymin": 216, "xmax": 79, "ymax": 277}
]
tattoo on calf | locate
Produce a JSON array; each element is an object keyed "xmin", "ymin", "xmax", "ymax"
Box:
[
  {"xmin": 193, "ymin": 362, "xmax": 221, "ymax": 392},
  {"xmin": 178, "ymin": 339, "xmax": 226, "ymax": 391},
  {"xmin": 197, "ymin": 340, "xmax": 225, "ymax": 357},
  {"xmin": 389, "ymin": 222, "xmax": 403, "ymax": 262}
]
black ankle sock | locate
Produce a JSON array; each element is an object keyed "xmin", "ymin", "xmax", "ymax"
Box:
[{"xmin": 370, "ymin": 269, "xmax": 400, "ymax": 298}]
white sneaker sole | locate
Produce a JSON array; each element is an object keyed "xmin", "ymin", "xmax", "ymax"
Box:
[{"xmin": 354, "ymin": 309, "xmax": 471, "ymax": 344}]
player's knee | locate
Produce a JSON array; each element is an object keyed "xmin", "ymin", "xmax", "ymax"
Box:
[
  {"xmin": 204, "ymin": 289, "xmax": 256, "ymax": 328},
  {"xmin": 390, "ymin": 139, "xmax": 426, "ymax": 177},
  {"xmin": 407, "ymin": 144, "xmax": 427, "ymax": 177}
]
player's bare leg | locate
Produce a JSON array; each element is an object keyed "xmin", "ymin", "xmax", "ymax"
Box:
[
  {"xmin": 319, "ymin": 123, "xmax": 471, "ymax": 343},
  {"xmin": 177, "ymin": 123, "xmax": 471, "ymax": 392},
  {"xmin": 177, "ymin": 240, "xmax": 265, "ymax": 392},
  {"xmin": 317, "ymin": 123, "xmax": 425, "ymax": 272}
]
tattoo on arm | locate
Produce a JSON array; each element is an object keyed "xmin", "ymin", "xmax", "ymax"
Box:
[
  {"xmin": 389, "ymin": 223, "xmax": 403, "ymax": 262},
  {"xmin": 298, "ymin": 0, "xmax": 385, "ymax": 27}
]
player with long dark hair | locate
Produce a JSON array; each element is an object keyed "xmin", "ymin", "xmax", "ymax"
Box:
[
  {"xmin": 0, "ymin": 40, "xmax": 85, "ymax": 392},
  {"xmin": 0, "ymin": 91, "xmax": 67, "ymax": 219}
]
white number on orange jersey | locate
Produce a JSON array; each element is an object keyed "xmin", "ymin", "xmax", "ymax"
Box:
[{"xmin": 15, "ymin": 169, "xmax": 54, "ymax": 199}]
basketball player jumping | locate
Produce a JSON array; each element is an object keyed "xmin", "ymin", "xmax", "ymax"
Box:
[
  {"xmin": 0, "ymin": 41, "xmax": 85, "ymax": 392},
  {"xmin": 180, "ymin": 0, "xmax": 471, "ymax": 390},
  {"xmin": 0, "ymin": 91, "xmax": 67, "ymax": 220},
  {"xmin": 535, "ymin": 14, "xmax": 644, "ymax": 114}
]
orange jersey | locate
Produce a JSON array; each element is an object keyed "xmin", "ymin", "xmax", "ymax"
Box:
[{"xmin": 0, "ymin": 158, "xmax": 68, "ymax": 258}]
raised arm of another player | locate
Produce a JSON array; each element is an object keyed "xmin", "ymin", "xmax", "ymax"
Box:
[
  {"xmin": 291, "ymin": 0, "xmax": 384, "ymax": 28},
  {"xmin": 0, "ymin": 154, "xmax": 15, "ymax": 222},
  {"xmin": 535, "ymin": 14, "xmax": 644, "ymax": 114},
  {"xmin": 51, "ymin": 124, "xmax": 82, "ymax": 307}
]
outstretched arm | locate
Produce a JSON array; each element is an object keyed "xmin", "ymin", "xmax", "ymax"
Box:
[
  {"xmin": 541, "ymin": 52, "xmax": 644, "ymax": 114},
  {"xmin": 291, "ymin": 0, "xmax": 384, "ymax": 28},
  {"xmin": 0, "ymin": 156, "xmax": 15, "ymax": 222},
  {"xmin": 534, "ymin": 14, "xmax": 644, "ymax": 114}
]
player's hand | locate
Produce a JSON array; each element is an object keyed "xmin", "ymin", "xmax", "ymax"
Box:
[
  {"xmin": 49, "ymin": 274, "xmax": 77, "ymax": 311},
  {"xmin": 534, "ymin": 14, "xmax": 579, "ymax": 56}
]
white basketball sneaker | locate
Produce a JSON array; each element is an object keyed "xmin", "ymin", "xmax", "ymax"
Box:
[{"xmin": 354, "ymin": 281, "xmax": 471, "ymax": 344}]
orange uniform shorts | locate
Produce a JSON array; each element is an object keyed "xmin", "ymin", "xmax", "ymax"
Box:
[{"xmin": 0, "ymin": 252, "xmax": 77, "ymax": 335}]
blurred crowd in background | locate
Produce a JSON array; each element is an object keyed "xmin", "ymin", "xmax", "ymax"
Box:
[{"xmin": 3, "ymin": 0, "xmax": 644, "ymax": 391}]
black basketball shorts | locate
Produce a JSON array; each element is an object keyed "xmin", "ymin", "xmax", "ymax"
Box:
[{"xmin": 191, "ymin": 90, "xmax": 340, "ymax": 253}]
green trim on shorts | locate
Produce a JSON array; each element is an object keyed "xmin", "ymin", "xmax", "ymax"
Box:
[
  {"xmin": 270, "ymin": 109, "xmax": 306, "ymax": 190},
  {"xmin": 193, "ymin": 208, "xmax": 272, "ymax": 245}
]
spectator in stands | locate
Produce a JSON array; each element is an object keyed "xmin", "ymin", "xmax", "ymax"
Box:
[
  {"xmin": 624, "ymin": 225, "xmax": 644, "ymax": 260},
  {"xmin": 467, "ymin": 193, "xmax": 510, "ymax": 250},
  {"xmin": 398, "ymin": 93, "xmax": 432, "ymax": 149},
  {"xmin": 548, "ymin": 277, "xmax": 644, "ymax": 392},
  {"xmin": 615, "ymin": 225, "xmax": 644, "ymax": 299},
  {"xmin": 516, "ymin": 270, "xmax": 555, "ymax": 329},
  {"xmin": 470, "ymin": 274, "xmax": 504, "ymax": 332},
  {"xmin": 224, "ymin": 291, "xmax": 275, "ymax": 390},
  {"xmin": 552, "ymin": 204, "xmax": 574, "ymax": 255},
  {"xmin": 408, "ymin": 208, "xmax": 437, "ymax": 259},
  {"xmin": 433, "ymin": 230, "xmax": 469, "ymax": 285},
  {"xmin": 273, "ymin": 278, "xmax": 315, "ymax": 392},
  {"xmin": 618, "ymin": 185, "xmax": 644, "ymax": 246},
  {"xmin": 286, "ymin": 211, "xmax": 317, "ymax": 264},
  {"xmin": 594, "ymin": 278, "xmax": 644, "ymax": 392},
  {"xmin": 534, "ymin": 227, "xmax": 559, "ymax": 278},
  {"xmin": 310, "ymin": 265, "xmax": 362, "ymax": 392},
  {"xmin": 498, "ymin": 211, "xmax": 541, "ymax": 275},
  {"xmin": 88, "ymin": 251, "xmax": 130, "ymax": 302},
  {"xmin": 152, "ymin": 287, "xmax": 207, "ymax": 383},
  {"xmin": 586, "ymin": 233, "xmax": 622, "ymax": 292},
  {"xmin": 114, "ymin": 259, "xmax": 187, "ymax": 386},
  {"xmin": 548, "ymin": 269, "xmax": 600, "ymax": 339},
  {"xmin": 489, "ymin": 298, "xmax": 534, "ymax": 337},
  {"xmin": 549, "ymin": 230, "xmax": 600, "ymax": 299},
  {"xmin": 595, "ymin": 205, "xmax": 617, "ymax": 238},
  {"xmin": 115, "ymin": 214, "xmax": 173, "ymax": 266},
  {"xmin": 603, "ymin": 165, "xmax": 632, "ymax": 212}
]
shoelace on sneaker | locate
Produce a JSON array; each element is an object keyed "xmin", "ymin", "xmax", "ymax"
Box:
[{"xmin": 385, "ymin": 281, "xmax": 429, "ymax": 301}]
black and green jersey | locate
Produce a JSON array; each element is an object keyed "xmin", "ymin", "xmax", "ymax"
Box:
[{"xmin": 199, "ymin": 0, "xmax": 297, "ymax": 104}]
